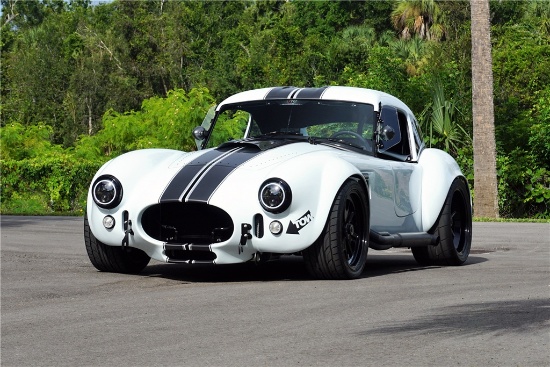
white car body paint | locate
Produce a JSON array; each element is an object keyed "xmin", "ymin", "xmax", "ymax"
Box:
[{"xmin": 87, "ymin": 86, "xmax": 470, "ymax": 266}]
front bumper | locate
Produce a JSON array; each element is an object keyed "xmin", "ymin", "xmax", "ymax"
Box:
[{"xmin": 88, "ymin": 201, "xmax": 322, "ymax": 265}]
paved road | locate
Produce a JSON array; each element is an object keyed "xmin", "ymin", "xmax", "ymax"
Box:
[{"xmin": 1, "ymin": 216, "xmax": 549, "ymax": 366}]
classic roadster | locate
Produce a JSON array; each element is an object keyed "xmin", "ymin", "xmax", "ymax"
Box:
[{"xmin": 85, "ymin": 86, "xmax": 472, "ymax": 279}]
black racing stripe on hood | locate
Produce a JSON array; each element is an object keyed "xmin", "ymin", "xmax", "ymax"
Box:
[
  {"xmin": 265, "ymin": 87, "xmax": 299, "ymax": 100},
  {"xmin": 185, "ymin": 146, "xmax": 263, "ymax": 203},
  {"xmin": 160, "ymin": 148, "xmax": 238, "ymax": 203},
  {"xmin": 294, "ymin": 87, "xmax": 328, "ymax": 99}
]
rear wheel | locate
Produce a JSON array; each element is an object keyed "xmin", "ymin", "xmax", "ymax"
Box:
[
  {"xmin": 303, "ymin": 180, "xmax": 369, "ymax": 279},
  {"xmin": 84, "ymin": 214, "xmax": 150, "ymax": 274},
  {"xmin": 412, "ymin": 178, "xmax": 472, "ymax": 266}
]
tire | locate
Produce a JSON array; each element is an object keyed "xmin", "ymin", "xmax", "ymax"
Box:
[
  {"xmin": 84, "ymin": 214, "xmax": 150, "ymax": 274},
  {"xmin": 303, "ymin": 180, "xmax": 369, "ymax": 279},
  {"xmin": 412, "ymin": 178, "xmax": 472, "ymax": 266}
]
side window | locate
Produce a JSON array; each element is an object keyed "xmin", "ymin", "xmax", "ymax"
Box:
[
  {"xmin": 389, "ymin": 110, "xmax": 410, "ymax": 157},
  {"xmin": 379, "ymin": 106, "xmax": 411, "ymax": 160},
  {"xmin": 379, "ymin": 106, "xmax": 401, "ymax": 152}
]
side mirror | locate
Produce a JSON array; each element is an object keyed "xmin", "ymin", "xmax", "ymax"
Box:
[
  {"xmin": 192, "ymin": 126, "xmax": 208, "ymax": 141},
  {"xmin": 380, "ymin": 125, "xmax": 395, "ymax": 141}
]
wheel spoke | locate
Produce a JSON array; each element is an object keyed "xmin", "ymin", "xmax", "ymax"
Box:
[
  {"xmin": 342, "ymin": 195, "xmax": 363, "ymax": 265},
  {"xmin": 344, "ymin": 199, "xmax": 355, "ymax": 223},
  {"xmin": 344, "ymin": 240, "xmax": 351, "ymax": 258},
  {"xmin": 346, "ymin": 209, "xmax": 355, "ymax": 224}
]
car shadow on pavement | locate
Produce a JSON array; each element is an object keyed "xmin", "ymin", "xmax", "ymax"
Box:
[
  {"xmin": 140, "ymin": 255, "xmax": 310, "ymax": 282},
  {"xmin": 138, "ymin": 253, "xmax": 488, "ymax": 283},
  {"xmin": 356, "ymin": 298, "xmax": 549, "ymax": 337},
  {"xmin": 364, "ymin": 252, "xmax": 488, "ymax": 279}
]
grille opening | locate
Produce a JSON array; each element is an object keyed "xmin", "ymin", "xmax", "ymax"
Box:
[
  {"xmin": 142, "ymin": 202, "xmax": 234, "ymax": 244},
  {"xmin": 165, "ymin": 249, "xmax": 217, "ymax": 262}
]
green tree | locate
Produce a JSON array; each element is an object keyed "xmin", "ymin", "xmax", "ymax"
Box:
[
  {"xmin": 391, "ymin": 0, "xmax": 446, "ymax": 41},
  {"xmin": 492, "ymin": 23, "xmax": 550, "ymax": 152},
  {"xmin": 3, "ymin": 19, "xmax": 71, "ymax": 141},
  {"xmin": 74, "ymin": 88, "xmax": 215, "ymax": 159}
]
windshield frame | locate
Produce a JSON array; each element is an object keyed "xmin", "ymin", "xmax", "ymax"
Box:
[{"xmin": 205, "ymin": 99, "xmax": 376, "ymax": 154}]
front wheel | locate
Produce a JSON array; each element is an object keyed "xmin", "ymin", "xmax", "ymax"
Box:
[
  {"xmin": 84, "ymin": 214, "xmax": 150, "ymax": 274},
  {"xmin": 303, "ymin": 180, "xmax": 369, "ymax": 279},
  {"xmin": 412, "ymin": 178, "xmax": 472, "ymax": 266}
]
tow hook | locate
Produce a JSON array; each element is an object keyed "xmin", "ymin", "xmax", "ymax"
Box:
[
  {"xmin": 121, "ymin": 210, "xmax": 134, "ymax": 248},
  {"xmin": 239, "ymin": 223, "xmax": 252, "ymax": 253}
]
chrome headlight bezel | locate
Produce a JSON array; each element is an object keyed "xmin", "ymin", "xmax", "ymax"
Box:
[
  {"xmin": 258, "ymin": 178, "xmax": 292, "ymax": 214},
  {"xmin": 92, "ymin": 175, "xmax": 123, "ymax": 209}
]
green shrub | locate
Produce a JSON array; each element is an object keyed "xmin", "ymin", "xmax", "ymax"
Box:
[
  {"xmin": 497, "ymin": 149, "xmax": 550, "ymax": 219},
  {"xmin": 1, "ymin": 156, "xmax": 102, "ymax": 215}
]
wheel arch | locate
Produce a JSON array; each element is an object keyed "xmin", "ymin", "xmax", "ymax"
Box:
[
  {"xmin": 302, "ymin": 177, "xmax": 370, "ymax": 279},
  {"xmin": 426, "ymin": 176, "xmax": 472, "ymax": 234},
  {"xmin": 306, "ymin": 157, "xmax": 370, "ymax": 230},
  {"xmin": 246, "ymin": 153, "xmax": 373, "ymax": 255},
  {"xmin": 350, "ymin": 172, "xmax": 370, "ymax": 220}
]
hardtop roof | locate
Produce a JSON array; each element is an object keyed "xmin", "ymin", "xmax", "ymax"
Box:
[{"xmin": 217, "ymin": 86, "xmax": 414, "ymax": 115}]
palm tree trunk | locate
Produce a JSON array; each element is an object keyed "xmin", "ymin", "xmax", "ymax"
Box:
[{"xmin": 471, "ymin": 0, "xmax": 499, "ymax": 218}]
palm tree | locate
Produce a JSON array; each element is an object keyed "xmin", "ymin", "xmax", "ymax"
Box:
[
  {"xmin": 390, "ymin": 36, "xmax": 427, "ymax": 75},
  {"xmin": 391, "ymin": 0, "xmax": 446, "ymax": 41},
  {"xmin": 420, "ymin": 83, "xmax": 471, "ymax": 155},
  {"xmin": 471, "ymin": 0, "xmax": 499, "ymax": 218}
]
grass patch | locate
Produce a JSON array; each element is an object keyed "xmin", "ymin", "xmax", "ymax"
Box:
[{"xmin": 473, "ymin": 217, "xmax": 550, "ymax": 223}]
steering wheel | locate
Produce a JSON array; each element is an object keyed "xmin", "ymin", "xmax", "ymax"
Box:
[{"xmin": 330, "ymin": 131, "xmax": 372, "ymax": 151}]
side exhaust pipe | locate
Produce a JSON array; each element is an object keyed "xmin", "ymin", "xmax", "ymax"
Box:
[{"xmin": 369, "ymin": 231, "xmax": 439, "ymax": 251}]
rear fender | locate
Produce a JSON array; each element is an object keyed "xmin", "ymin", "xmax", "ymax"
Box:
[{"xmin": 418, "ymin": 148, "xmax": 466, "ymax": 231}]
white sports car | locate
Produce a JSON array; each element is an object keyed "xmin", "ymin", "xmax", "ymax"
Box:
[{"xmin": 85, "ymin": 86, "xmax": 472, "ymax": 279}]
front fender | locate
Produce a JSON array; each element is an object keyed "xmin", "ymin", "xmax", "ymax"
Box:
[
  {"xmin": 210, "ymin": 151, "xmax": 365, "ymax": 253},
  {"xmin": 279, "ymin": 152, "xmax": 367, "ymax": 244},
  {"xmin": 86, "ymin": 148, "xmax": 192, "ymax": 255}
]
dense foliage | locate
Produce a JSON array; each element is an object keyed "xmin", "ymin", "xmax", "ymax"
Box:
[{"xmin": 1, "ymin": 0, "xmax": 548, "ymax": 218}]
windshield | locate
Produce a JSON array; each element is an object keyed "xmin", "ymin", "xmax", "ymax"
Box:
[{"xmin": 205, "ymin": 100, "xmax": 375, "ymax": 153}]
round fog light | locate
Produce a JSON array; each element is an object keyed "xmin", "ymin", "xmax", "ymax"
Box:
[
  {"xmin": 103, "ymin": 215, "xmax": 115, "ymax": 229},
  {"xmin": 269, "ymin": 220, "xmax": 283, "ymax": 235}
]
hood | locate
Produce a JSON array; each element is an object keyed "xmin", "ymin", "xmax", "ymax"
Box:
[{"xmin": 159, "ymin": 139, "xmax": 333, "ymax": 204}]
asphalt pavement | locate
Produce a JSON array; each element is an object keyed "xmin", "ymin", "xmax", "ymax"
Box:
[{"xmin": 1, "ymin": 216, "xmax": 549, "ymax": 366}]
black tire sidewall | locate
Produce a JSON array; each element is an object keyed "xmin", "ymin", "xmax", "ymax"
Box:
[
  {"xmin": 334, "ymin": 180, "xmax": 369, "ymax": 278},
  {"xmin": 435, "ymin": 178, "xmax": 472, "ymax": 265},
  {"xmin": 303, "ymin": 179, "xmax": 370, "ymax": 279},
  {"xmin": 84, "ymin": 213, "xmax": 150, "ymax": 273}
]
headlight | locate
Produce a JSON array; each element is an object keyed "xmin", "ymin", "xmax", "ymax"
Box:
[
  {"xmin": 92, "ymin": 175, "xmax": 123, "ymax": 209},
  {"xmin": 259, "ymin": 178, "xmax": 292, "ymax": 213}
]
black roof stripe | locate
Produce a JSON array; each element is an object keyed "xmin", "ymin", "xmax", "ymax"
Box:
[
  {"xmin": 264, "ymin": 87, "xmax": 299, "ymax": 100},
  {"xmin": 294, "ymin": 87, "xmax": 329, "ymax": 99},
  {"xmin": 264, "ymin": 86, "xmax": 329, "ymax": 100}
]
